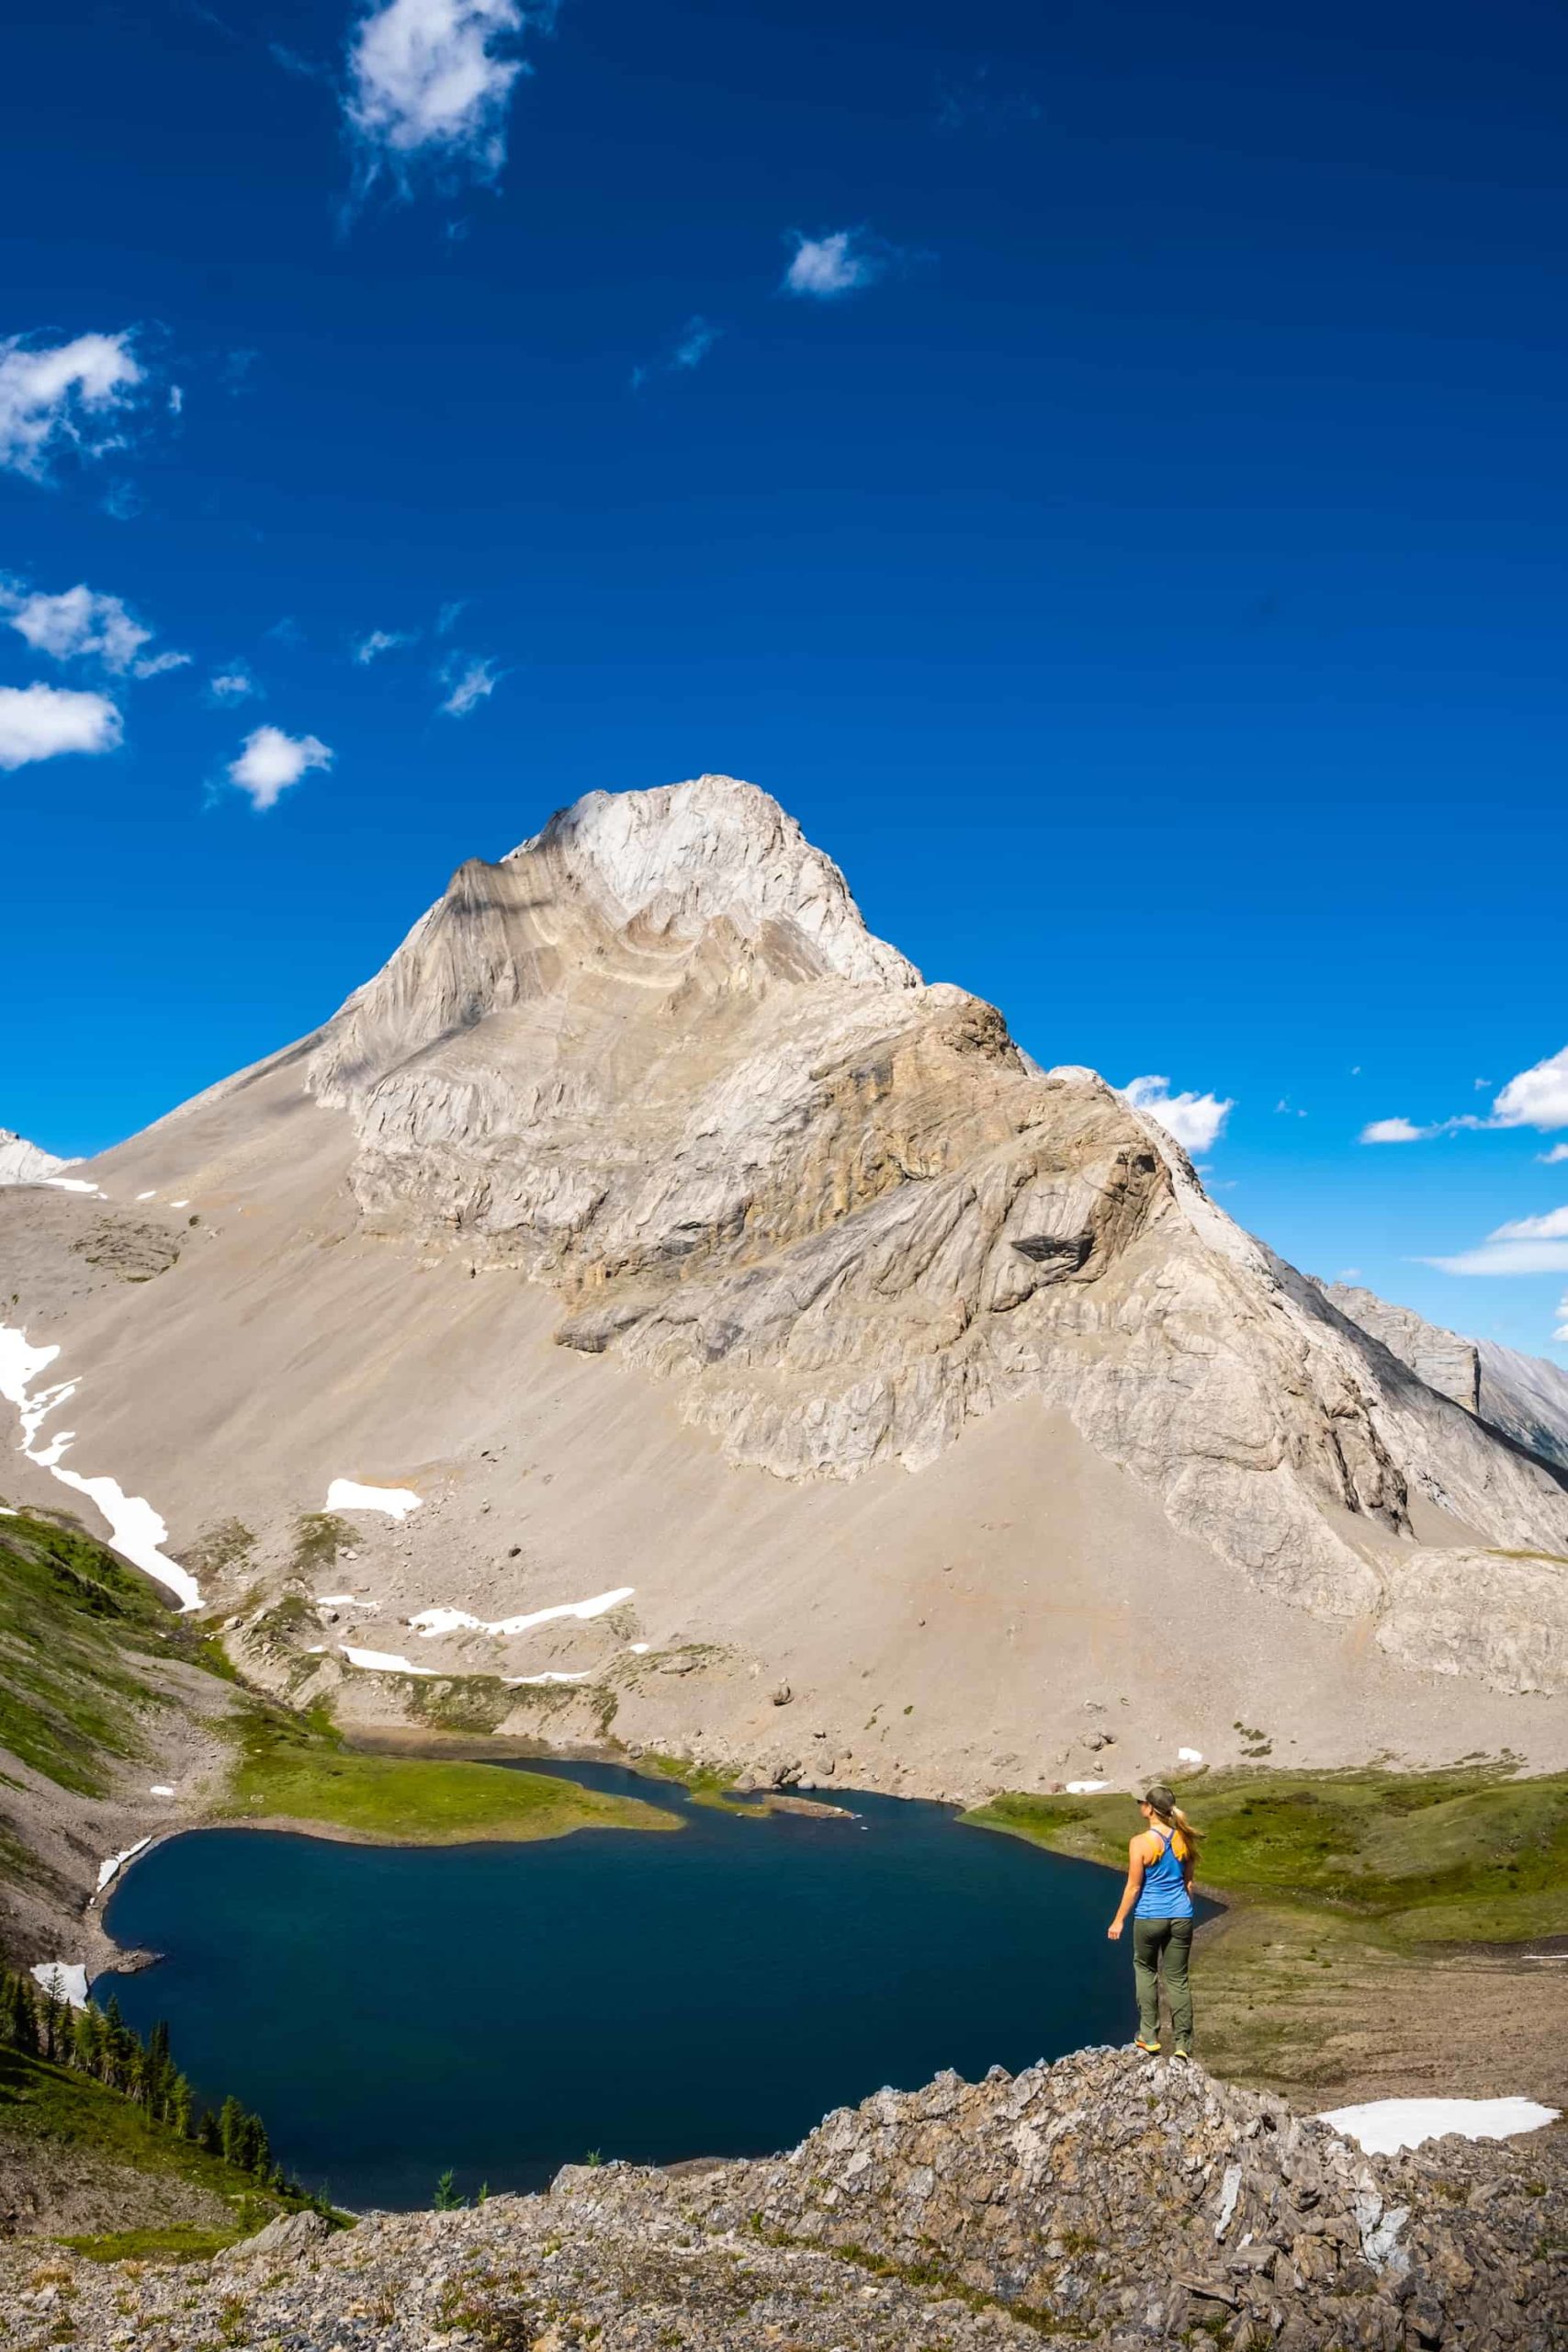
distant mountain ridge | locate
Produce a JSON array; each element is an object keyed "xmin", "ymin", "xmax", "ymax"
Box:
[
  {"xmin": 0, "ymin": 1130, "xmax": 72, "ymax": 1187},
  {"xmin": 1320, "ymin": 1280, "xmax": 1568, "ymax": 1476}
]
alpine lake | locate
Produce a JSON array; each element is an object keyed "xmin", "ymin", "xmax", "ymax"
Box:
[{"xmin": 97, "ymin": 1758, "xmax": 1171, "ymax": 2211}]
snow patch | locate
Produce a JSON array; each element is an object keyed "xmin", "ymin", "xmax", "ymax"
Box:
[
  {"xmin": 149, "ymin": 1784, "xmax": 175, "ymax": 1797},
  {"xmin": 1321, "ymin": 2098, "xmax": 1559, "ymax": 2154},
  {"xmin": 326, "ymin": 1478, "xmax": 422, "ymax": 1520},
  {"xmin": 502, "ymin": 1669, "xmax": 592, "ymax": 1685},
  {"xmin": 1178, "ymin": 1747, "xmax": 1203, "ymax": 1763},
  {"xmin": 0, "ymin": 1325, "xmax": 201, "ymax": 1608},
  {"xmin": 96, "ymin": 1838, "xmax": 152, "ymax": 1894},
  {"xmin": 315, "ymin": 1592, "xmax": 377, "ymax": 1607},
  {"xmin": 136, "ymin": 1190, "xmax": 155, "ymax": 1201},
  {"xmin": 30, "ymin": 1962, "xmax": 88, "ymax": 2009},
  {"xmin": 170, "ymin": 1199, "xmax": 188, "ymax": 1208},
  {"xmin": 45, "ymin": 1176, "xmax": 104, "ymax": 1196},
  {"xmin": 340, "ymin": 1645, "xmax": 438, "ymax": 1676},
  {"xmin": 410, "ymin": 1586, "xmax": 634, "ymax": 1638},
  {"xmin": 1066, "ymin": 1779, "xmax": 1111, "ymax": 1794}
]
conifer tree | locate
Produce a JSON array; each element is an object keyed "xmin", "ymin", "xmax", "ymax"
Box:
[
  {"xmin": 197, "ymin": 2108, "xmax": 223, "ymax": 2155},
  {"xmin": 219, "ymin": 2092, "xmax": 245, "ymax": 2165},
  {"xmin": 169, "ymin": 2073, "xmax": 194, "ymax": 2139}
]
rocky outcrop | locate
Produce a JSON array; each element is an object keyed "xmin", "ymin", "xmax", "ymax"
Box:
[
  {"xmin": 1322, "ymin": 1283, "xmax": 1481, "ymax": 1415},
  {"xmin": 6, "ymin": 2051, "xmax": 1562, "ymax": 2349}
]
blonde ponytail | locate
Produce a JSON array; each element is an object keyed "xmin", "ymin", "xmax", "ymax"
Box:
[{"xmin": 1143, "ymin": 1786, "xmax": 1203, "ymax": 1867}]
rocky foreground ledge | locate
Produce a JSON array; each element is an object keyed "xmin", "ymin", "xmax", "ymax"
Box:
[{"xmin": 5, "ymin": 2049, "xmax": 1563, "ymax": 2351}]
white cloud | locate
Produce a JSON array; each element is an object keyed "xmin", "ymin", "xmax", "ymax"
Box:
[
  {"xmin": 208, "ymin": 669, "xmax": 257, "ymax": 704},
  {"xmin": 0, "ymin": 332, "xmax": 149, "ymax": 480},
  {"xmin": 1429, "ymin": 1240, "xmax": 1568, "ymax": 1276},
  {"xmin": 1491, "ymin": 1045, "xmax": 1568, "ymax": 1132},
  {"xmin": 226, "ymin": 724, "xmax": 333, "ymax": 812},
  {"xmin": 1360, "ymin": 1116, "xmax": 1427, "ymax": 1144},
  {"xmin": 345, "ymin": 0, "xmax": 551, "ymax": 190},
  {"xmin": 0, "ymin": 580, "xmax": 186, "ymax": 679},
  {"xmin": 435, "ymin": 598, "xmax": 466, "ymax": 635},
  {"xmin": 1428, "ymin": 1204, "xmax": 1568, "ymax": 1277},
  {"xmin": 1554, "ymin": 1292, "xmax": 1568, "ymax": 1343},
  {"xmin": 783, "ymin": 229, "xmax": 889, "ymax": 300},
  {"xmin": 1122, "ymin": 1074, "xmax": 1234, "ymax": 1153},
  {"xmin": 1539, "ymin": 1143, "xmax": 1568, "ymax": 1165},
  {"xmin": 354, "ymin": 628, "xmax": 414, "ymax": 663},
  {"xmin": 440, "ymin": 655, "xmax": 500, "ymax": 716},
  {"xmin": 0, "ymin": 683, "xmax": 121, "ymax": 770},
  {"xmin": 1488, "ymin": 1206, "xmax": 1568, "ymax": 1243}
]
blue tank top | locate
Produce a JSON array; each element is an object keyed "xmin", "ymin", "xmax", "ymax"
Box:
[{"xmin": 1134, "ymin": 1827, "xmax": 1194, "ymax": 1920}]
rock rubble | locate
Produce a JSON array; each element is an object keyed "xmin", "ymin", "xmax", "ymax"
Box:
[{"xmin": 4, "ymin": 2048, "xmax": 1561, "ymax": 2350}]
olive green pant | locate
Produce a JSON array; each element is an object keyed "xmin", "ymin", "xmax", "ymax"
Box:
[{"xmin": 1133, "ymin": 1916, "xmax": 1194, "ymax": 2048}]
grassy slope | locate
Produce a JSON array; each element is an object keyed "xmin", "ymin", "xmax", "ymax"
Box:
[
  {"xmin": 0, "ymin": 1512, "xmax": 229, "ymax": 1797},
  {"xmin": 964, "ymin": 1767, "xmax": 1568, "ymax": 1945},
  {"xmin": 0, "ymin": 2045, "xmax": 292, "ymax": 2260},
  {"xmin": 217, "ymin": 1704, "xmax": 682, "ymax": 1843},
  {"xmin": 964, "ymin": 1769, "xmax": 1568, "ymax": 2098}
]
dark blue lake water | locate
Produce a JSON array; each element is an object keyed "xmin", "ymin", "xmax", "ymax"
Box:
[{"xmin": 99, "ymin": 1760, "xmax": 1146, "ymax": 2210}]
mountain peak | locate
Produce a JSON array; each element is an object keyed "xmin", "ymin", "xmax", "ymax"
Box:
[
  {"xmin": 0, "ymin": 1128, "xmax": 73, "ymax": 1187},
  {"xmin": 511, "ymin": 775, "xmax": 919, "ymax": 992}
]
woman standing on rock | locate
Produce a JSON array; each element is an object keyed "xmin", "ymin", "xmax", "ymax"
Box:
[{"xmin": 1106, "ymin": 1785, "xmax": 1201, "ymax": 2058}]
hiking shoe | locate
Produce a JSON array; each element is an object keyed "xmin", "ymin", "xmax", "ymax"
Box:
[
  {"xmin": 1172, "ymin": 2047, "xmax": 1191, "ymax": 2062},
  {"xmin": 1134, "ymin": 2037, "xmax": 1161, "ymax": 2056}
]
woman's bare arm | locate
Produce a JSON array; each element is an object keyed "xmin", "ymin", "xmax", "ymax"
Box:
[{"xmin": 1107, "ymin": 1838, "xmax": 1145, "ymax": 1940}]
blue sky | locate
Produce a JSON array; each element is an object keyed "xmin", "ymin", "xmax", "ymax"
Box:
[{"xmin": 3, "ymin": 0, "xmax": 1566, "ymax": 1359}]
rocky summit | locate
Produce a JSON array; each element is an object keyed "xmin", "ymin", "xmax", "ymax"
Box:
[
  {"xmin": 4, "ymin": 2051, "xmax": 1562, "ymax": 2351},
  {"xmin": 3, "ymin": 775, "xmax": 1568, "ymax": 1820}
]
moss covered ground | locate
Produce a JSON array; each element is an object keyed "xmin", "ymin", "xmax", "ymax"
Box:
[{"xmin": 217, "ymin": 1703, "xmax": 680, "ymax": 1845}]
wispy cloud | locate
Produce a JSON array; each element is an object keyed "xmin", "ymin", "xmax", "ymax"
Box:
[
  {"xmin": 1540, "ymin": 1143, "xmax": 1568, "ymax": 1165},
  {"xmin": 630, "ymin": 315, "xmax": 721, "ymax": 391},
  {"xmin": 226, "ymin": 724, "xmax": 333, "ymax": 811},
  {"xmin": 1555, "ymin": 1291, "xmax": 1568, "ymax": 1342},
  {"xmin": 208, "ymin": 668, "xmax": 258, "ymax": 705},
  {"xmin": 1427, "ymin": 1204, "xmax": 1568, "ymax": 1276},
  {"xmin": 1122, "ymin": 1074, "xmax": 1235, "ymax": 1154},
  {"xmin": 0, "ymin": 331, "xmax": 152, "ymax": 481},
  {"xmin": 935, "ymin": 65, "xmax": 1043, "ymax": 135},
  {"xmin": 439, "ymin": 655, "xmax": 500, "ymax": 716},
  {"xmin": 0, "ymin": 683, "xmax": 122, "ymax": 770},
  {"xmin": 344, "ymin": 0, "xmax": 555, "ymax": 198},
  {"xmin": 354, "ymin": 627, "xmax": 415, "ymax": 663},
  {"xmin": 782, "ymin": 228, "xmax": 893, "ymax": 300},
  {"xmin": 435, "ymin": 599, "xmax": 466, "ymax": 636},
  {"xmin": 0, "ymin": 580, "xmax": 186, "ymax": 677}
]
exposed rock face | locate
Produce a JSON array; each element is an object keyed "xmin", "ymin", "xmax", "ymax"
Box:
[
  {"xmin": 0, "ymin": 1129, "xmax": 71, "ymax": 1187},
  {"xmin": 6, "ymin": 2052, "xmax": 1563, "ymax": 2349},
  {"xmin": 1321, "ymin": 1280, "xmax": 1568, "ymax": 1477},
  {"xmin": 1322, "ymin": 1283, "xmax": 1481, "ymax": 1415},
  {"xmin": 1478, "ymin": 1338, "xmax": 1568, "ymax": 1475}
]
